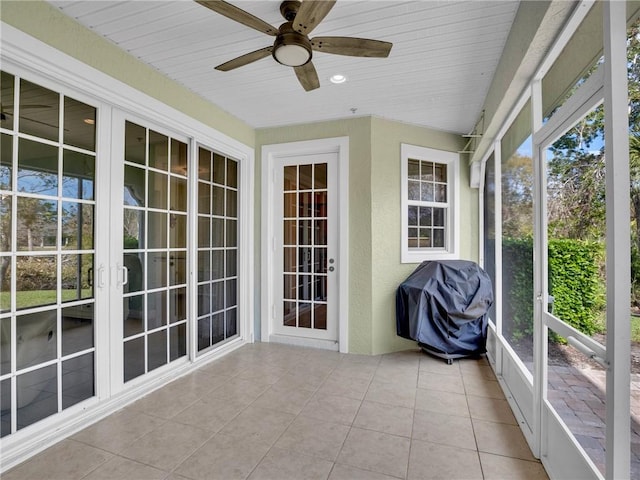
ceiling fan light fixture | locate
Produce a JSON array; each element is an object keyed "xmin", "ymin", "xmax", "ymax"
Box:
[
  {"xmin": 274, "ymin": 43, "xmax": 311, "ymax": 66},
  {"xmin": 272, "ymin": 26, "xmax": 312, "ymax": 67}
]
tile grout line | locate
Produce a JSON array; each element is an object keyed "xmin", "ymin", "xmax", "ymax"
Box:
[
  {"xmin": 327, "ymin": 355, "xmax": 375, "ymax": 478},
  {"xmin": 242, "ymin": 354, "xmax": 343, "ymax": 480},
  {"xmin": 455, "ymin": 361, "xmax": 487, "ymax": 480}
]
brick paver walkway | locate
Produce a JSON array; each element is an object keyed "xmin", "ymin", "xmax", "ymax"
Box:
[{"xmin": 547, "ymin": 364, "xmax": 640, "ymax": 477}]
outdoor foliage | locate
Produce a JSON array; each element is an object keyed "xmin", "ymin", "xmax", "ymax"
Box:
[
  {"xmin": 501, "ymin": 238, "xmax": 534, "ymax": 340},
  {"xmin": 502, "ymin": 237, "xmax": 603, "ymax": 340},
  {"xmin": 501, "ymin": 153, "xmax": 534, "ymax": 238},
  {"xmin": 547, "ymin": 239, "xmax": 604, "ymax": 335},
  {"xmin": 499, "ymin": 20, "xmax": 640, "ymax": 346},
  {"xmin": 13, "ymin": 255, "xmax": 92, "ymax": 292}
]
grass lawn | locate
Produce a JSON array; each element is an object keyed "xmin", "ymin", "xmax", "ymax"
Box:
[
  {"xmin": 632, "ymin": 315, "xmax": 640, "ymax": 343},
  {"xmin": 594, "ymin": 310, "xmax": 640, "ymax": 343},
  {"xmin": 1, "ymin": 289, "xmax": 93, "ymax": 310}
]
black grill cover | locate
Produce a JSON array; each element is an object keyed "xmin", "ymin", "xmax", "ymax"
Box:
[{"xmin": 396, "ymin": 260, "xmax": 494, "ymax": 357}]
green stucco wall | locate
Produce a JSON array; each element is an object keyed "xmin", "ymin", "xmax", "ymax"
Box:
[
  {"xmin": 0, "ymin": 0, "xmax": 254, "ymax": 146},
  {"xmin": 369, "ymin": 118, "xmax": 475, "ymax": 354},
  {"xmin": 256, "ymin": 118, "xmax": 474, "ymax": 354}
]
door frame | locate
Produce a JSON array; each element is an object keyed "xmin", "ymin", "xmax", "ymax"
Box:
[{"xmin": 261, "ymin": 137, "xmax": 349, "ymax": 352}]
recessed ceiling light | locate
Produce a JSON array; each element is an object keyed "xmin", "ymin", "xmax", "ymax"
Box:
[
  {"xmin": 83, "ymin": 118, "xmax": 95, "ymax": 125},
  {"xmin": 329, "ymin": 74, "xmax": 347, "ymax": 84}
]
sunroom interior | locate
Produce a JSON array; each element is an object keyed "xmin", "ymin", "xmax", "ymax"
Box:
[{"xmin": 0, "ymin": 1, "xmax": 638, "ymax": 479}]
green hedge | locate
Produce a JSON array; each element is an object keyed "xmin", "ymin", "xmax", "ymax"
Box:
[
  {"xmin": 548, "ymin": 239, "xmax": 604, "ymax": 334},
  {"xmin": 502, "ymin": 237, "xmax": 603, "ymax": 340},
  {"xmin": 501, "ymin": 238, "xmax": 534, "ymax": 340}
]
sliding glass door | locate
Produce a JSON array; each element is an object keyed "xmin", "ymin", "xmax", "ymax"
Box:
[
  {"xmin": 0, "ymin": 71, "xmax": 247, "ymax": 441},
  {"xmin": 1, "ymin": 71, "xmax": 100, "ymax": 436},
  {"xmin": 121, "ymin": 120, "xmax": 189, "ymax": 382}
]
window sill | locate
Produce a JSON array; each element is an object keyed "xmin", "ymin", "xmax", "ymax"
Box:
[{"xmin": 401, "ymin": 250, "xmax": 459, "ymax": 264}]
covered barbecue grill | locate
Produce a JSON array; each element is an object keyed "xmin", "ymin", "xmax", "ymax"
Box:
[{"xmin": 396, "ymin": 260, "xmax": 493, "ymax": 363}]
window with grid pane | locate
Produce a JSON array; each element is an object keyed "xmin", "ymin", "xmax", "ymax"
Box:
[
  {"xmin": 401, "ymin": 144, "xmax": 459, "ymax": 263},
  {"xmin": 196, "ymin": 147, "xmax": 239, "ymax": 353}
]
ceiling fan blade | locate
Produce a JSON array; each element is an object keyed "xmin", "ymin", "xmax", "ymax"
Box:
[
  {"xmin": 215, "ymin": 46, "xmax": 273, "ymax": 71},
  {"xmin": 294, "ymin": 62, "xmax": 320, "ymax": 91},
  {"xmin": 2, "ymin": 104, "xmax": 52, "ymax": 110},
  {"xmin": 311, "ymin": 37, "xmax": 392, "ymax": 57},
  {"xmin": 196, "ymin": 0, "xmax": 277, "ymax": 36},
  {"xmin": 293, "ymin": 0, "xmax": 336, "ymax": 35},
  {"xmin": 19, "ymin": 115, "xmax": 65, "ymax": 131}
]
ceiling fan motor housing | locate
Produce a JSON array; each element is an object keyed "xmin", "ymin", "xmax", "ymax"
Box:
[
  {"xmin": 280, "ymin": 1, "xmax": 301, "ymax": 21},
  {"xmin": 272, "ymin": 22, "xmax": 312, "ymax": 67}
]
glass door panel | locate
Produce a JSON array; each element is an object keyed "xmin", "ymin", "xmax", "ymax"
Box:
[
  {"xmin": 544, "ymin": 106, "xmax": 607, "ymax": 474},
  {"xmin": 282, "ymin": 163, "xmax": 328, "ymax": 331},
  {"xmin": 122, "ymin": 121, "xmax": 187, "ymax": 382},
  {"xmin": 501, "ymin": 131, "xmax": 535, "ymax": 373},
  {"xmin": 0, "ymin": 71, "xmax": 97, "ymax": 436},
  {"xmin": 196, "ymin": 147, "xmax": 239, "ymax": 353}
]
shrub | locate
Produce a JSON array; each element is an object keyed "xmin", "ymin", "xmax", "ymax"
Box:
[
  {"xmin": 501, "ymin": 237, "xmax": 603, "ymax": 340},
  {"xmin": 548, "ymin": 238, "xmax": 604, "ymax": 335},
  {"xmin": 15, "ymin": 256, "xmax": 57, "ymax": 291},
  {"xmin": 631, "ymin": 240, "xmax": 640, "ymax": 307},
  {"xmin": 501, "ymin": 238, "xmax": 534, "ymax": 340}
]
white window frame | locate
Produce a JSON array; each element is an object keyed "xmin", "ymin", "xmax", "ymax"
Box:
[{"xmin": 400, "ymin": 144, "xmax": 459, "ymax": 263}]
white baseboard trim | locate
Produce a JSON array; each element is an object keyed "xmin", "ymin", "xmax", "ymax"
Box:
[{"xmin": 268, "ymin": 334, "xmax": 339, "ymax": 352}]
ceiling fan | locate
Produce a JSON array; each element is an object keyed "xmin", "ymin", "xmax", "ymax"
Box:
[
  {"xmin": 0, "ymin": 104, "xmax": 57, "ymax": 129},
  {"xmin": 196, "ymin": 0, "xmax": 393, "ymax": 91}
]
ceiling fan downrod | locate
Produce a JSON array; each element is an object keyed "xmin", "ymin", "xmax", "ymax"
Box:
[{"xmin": 279, "ymin": 1, "xmax": 301, "ymax": 21}]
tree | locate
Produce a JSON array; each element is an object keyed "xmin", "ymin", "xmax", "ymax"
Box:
[
  {"xmin": 16, "ymin": 196, "xmax": 56, "ymax": 250},
  {"xmin": 545, "ymin": 18, "xmax": 640, "ymax": 306},
  {"xmin": 546, "ymin": 109, "xmax": 606, "ymax": 242},
  {"xmin": 0, "ymin": 194, "xmax": 10, "ymax": 295},
  {"xmin": 501, "ymin": 152, "xmax": 534, "ymax": 238},
  {"xmin": 629, "ymin": 135, "xmax": 640, "ymax": 302}
]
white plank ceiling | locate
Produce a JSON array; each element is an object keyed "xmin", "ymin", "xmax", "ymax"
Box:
[{"xmin": 48, "ymin": 0, "xmax": 519, "ymax": 134}]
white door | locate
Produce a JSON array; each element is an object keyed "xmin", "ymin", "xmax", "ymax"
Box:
[
  {"xmin": 262, "ymin": 137, "xmax": 349, "ymax": 352},
  {"xmin": 109, "ymin": 112, "xmax": 190, "ymax": 389},
  {"xmin": 0, "ymin": 68, "xmax": 108, "ymax": 438},
  {"xmin": 272, "ymin": 153, "xmax": 338, "ymax": 345}
]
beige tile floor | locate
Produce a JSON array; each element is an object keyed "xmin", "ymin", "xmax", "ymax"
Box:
[{"xmin": 3, "ymin": 343, "xmax": 549, "ymax": 480}]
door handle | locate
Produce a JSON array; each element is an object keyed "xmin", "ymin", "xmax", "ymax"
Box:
[
  {"xmin": 97, "ymin": 265, "xmax": 106, "ymax": 288},
  {"xmin": 114, "ymin": 263, "xmax": 128, "ymax": 287}
]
